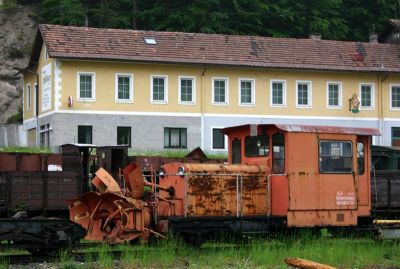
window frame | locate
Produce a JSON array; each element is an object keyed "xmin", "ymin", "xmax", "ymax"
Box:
[
  {"xmin": 115, "ymin": 73, "xmax": 133, "ymax": 103},
  {"xmin": 359, "ymin": 83, "xmax": 375, "ymax": 110},
  {"xmin": 326, "ymin": 81, "xmax": 342, "ymax": 109},
  {"xmin": 392, "ymin": 127, "xmax": 400, "ymax": 146},
  {"xmin": 26, "ymin": 83, "xmax": 31, "ymax": 111},
  {"xmin": 296, "ymin": 80, "xmax": 312, "ymax": 108},
  {"xmin": 212, "ymin": 77, "xmax": 229, "ymax": 106},
  {"xmin": 390, "ymin": 84, "xmax": 400, "ymax": 111},
  {"xmin": 77, "ymin": 72, "xmax": 96, "ymax": 102},
  {"xmin": 319, "ymin": 140, "xmax": 353, "ymax": 174},
  {"xmin": 77, "ymin": 125, "xmax": 93, "ymax": 144},
  {"xmin": 150, "ymin": 75, "xmax": 168, "ymax": 104},
  {"xmin": 270, "ymin": 80, "xmax": 286, "ymax": 107},
  {"xmin": 164, "ymin": 127, "xmax": 187, "ymax": 149},
  {"xmin": 117, "ymin": 126, "xmax": 132, "ymax": 147},
  {"xmin": 178, "ymin": 76, "xmax": 196, "ymax": 105},
  {"xmin": 238, "ymin": 78, "xmax": 255, "ymax": 106},
  {"xmin": 211, "ymin": 127, "xmax": 228, "ymax": 151}
]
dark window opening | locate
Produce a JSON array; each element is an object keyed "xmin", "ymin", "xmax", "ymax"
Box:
[
  {"xmin": 319, "ymin": 140, "xmax": 352, "ymax": 173},
  {"xmin": 164, "ymin": 128, "xmax": 187, "ymax": 148},
  {"xmin": 117, "ymin": 126, "xmax": 131, "ymax": 147},
  {"xmin": 357, "ymin": 142, "xmax": 365, "ymax": 175},
  {"xmin": 78, "ymin": 125, "xmax": 93, "ymax": 144},
  {"xmin": 232, "ymin": 138, "xmax": 241, "ymax": 164},
  {"xmin": 245, "ymin": 135, "xmax": 269, "ymax": 157},
  {"xmin": 212, "ymin": 128, "xmax": 225, "ymax": 149},
  {"xmin": 392, "ymin": 127, "xmax": 400, "ymax": 146},
  {"xmin": 272, "ymin": 133, "xmax": 285, "ymax": 174}
]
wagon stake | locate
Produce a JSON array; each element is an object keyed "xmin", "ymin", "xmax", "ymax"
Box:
[
  {"xmin": 144, "ymin": 227, "xmax": 166, "ymax": 239},
  {"xmin": 284, "ymin": 257, "xmax": 337, "ymax": 269}
]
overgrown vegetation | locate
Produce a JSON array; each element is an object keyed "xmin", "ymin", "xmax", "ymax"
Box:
[
  {"xmin": 6, "ymin": 107, "xmax": 23, "ymax": 124},
  {"xmin": 128, "ymin": 149, "xmax": 227, "ymax": 159},
  {"xmin": 68, "ymin": 234, "xmax": 400, "ymax": 268},
  {"xmin": 0, "ymin": 147, "xmax": 52, "ymax": 153},
  {"xmin": 7, "ymin": 0, "xmax": 400, "ymax": 42}
]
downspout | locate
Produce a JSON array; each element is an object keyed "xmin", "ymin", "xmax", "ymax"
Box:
[
  {"xmin": 379, "ymin": 73, "xmax": 388, "ymax": 145},
  {"xmin": 201, "ymin": 67, "xmax": 207, "ymax": 149},
  {"xmin": 36, "ymin": 73, "xmax": 40, "ymax": 147}
]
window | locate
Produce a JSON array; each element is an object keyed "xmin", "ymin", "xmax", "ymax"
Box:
[
  {"xmin": 117, "ymin": 126, "xmax": 131, "ymax": 147},
  {"xmin": 327, "ymin": 82, "xmax": 342, "ymax": 108},
  {"xmin": 26, "ymin": 84, "xmax": 31, "ymax": 110},
  {"xmin": 78, "ymin": 125, "xmax": 92, "ymax": 144},
  {"xmin": 272, "ymin": 133, "xmax": 285, "ymax": 173},
  {"xmin": 212, "ymin": 78, "xmax": 228, "ymax": 105},
  {"xmin": 270, "ymin": 80, "xmax": 286, "ymax": 107},
  {"xmin": 39, "ymin": 124, "xmax": 50, "ymax": 148},
  {"xmin": 179, "ymin": 77, "xmax": 195, "ymax": 104},
  {"xmin": 357, "ymin": 142, "xmax": 365, "ymax": 175},
  {"xmin": 360, "ymin": 83, "xmax": 374, "ymax": 109},
  {"xmin": 239, "ymin": 79, "xmax": 255, "ymax": 106},
  {"xmin": 77, "ymin": 72, "xmax": 95, "ymax": 101},
  {"xmin": 319, "ymin": 141, "xmax": 352, "ymax": 173},
  {"xmin": 115, "ymin": 74, "xmax": 133, "ymax": 102},
  {"xmin": 296, "ymin": 81, "xmax": 312, "ymax": 107},
  {"xmin": 245, "ymin": 135, "xmax": 269, "ymax": 157},
  {"xmin": 212, "ymin": 128, "xmax": 226, "ymax": 150},
  {"xmin": 164, "ymin": 128, "xmax": 187, "ymax": 148},
  {"xmin": 392, "ymin": 127, "xmax": 400, "ymax": 146},
  {"xmin": 391, "ymin": 85, "xmax": 400, "ymax": 109},
  {"xmin": 151, "ymin": 75, "xmax": 168, "ymax": 103}
]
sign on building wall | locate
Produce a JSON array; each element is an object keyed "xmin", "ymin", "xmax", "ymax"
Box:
[{"xmin": 42, "ymin": 63, "xmax": 52, "ymax": 112}]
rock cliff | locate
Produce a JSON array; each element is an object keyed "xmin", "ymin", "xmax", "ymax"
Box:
[{"xmin": 0, "ymin": 3, "xmax": 37, "ymax": 124}]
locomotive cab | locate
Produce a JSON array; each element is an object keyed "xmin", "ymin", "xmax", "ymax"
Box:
[{"xmin": 157, "ymin": 124, "xmax": 380, "ymax": 237}]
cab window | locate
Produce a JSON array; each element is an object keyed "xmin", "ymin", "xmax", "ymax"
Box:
[
  {"xmin": 357, "ymin": 142, "xmax": 365, "ymax": 175},
  {"xmin": 319, "ymin": 140, "xmax": 352, "ymax": 173},
  {"xmin": 272, "ymin": 133, "xmax": 285, "ymax": 173},
  {"xmin": 245, "ymin": 135, "xmax": 269, "ymax": 157}
]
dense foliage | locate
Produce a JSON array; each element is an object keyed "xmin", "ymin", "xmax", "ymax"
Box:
[{"xmin": 8, "ymin": 0, "xmax": 400, "ymax": 41}]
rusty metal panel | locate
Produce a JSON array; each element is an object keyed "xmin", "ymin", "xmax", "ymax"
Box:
[
  {"xmin": 183, "ymin": 164, "xmax": 269, "ymax": 217},
  {"xmin": 19, "ymin": 155, "xmax": 42, "ymax": 172},
  {"xmin": 0, "ymin": 154, "xmax": 16, "ymax": 171}
]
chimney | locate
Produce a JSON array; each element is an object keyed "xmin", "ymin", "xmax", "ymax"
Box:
[
  {"xmin": 309, "ymin": 33, "xmax": 321, "ymax": 40},
  {"xmin": 369, "ymin": 33, "xmax": 378, "ymax": 44}
]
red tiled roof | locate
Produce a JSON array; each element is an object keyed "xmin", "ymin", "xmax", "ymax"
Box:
[{"xmin": 38, "ymin": 24, "xmax": 400, "ymax": 72}]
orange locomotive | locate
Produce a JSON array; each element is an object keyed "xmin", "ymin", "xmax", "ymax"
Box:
[
  {"xmin": 156, "ymin": 124, "xmax": 379, "ymax": 240},
  {"xmin": 68, "ymin": 124, "xmax": 380, "ymax": 243}
]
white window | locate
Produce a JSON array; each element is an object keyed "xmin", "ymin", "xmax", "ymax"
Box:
[
  {"xmin": 151, "ymin": 75, "xmax": 168, "ymax": 104},
  {"xmin": 390, "ymin": 84, "xmax": 400, "ymax": 110},
  {"xmin": 296, "ymin": 81, "xmax": 312, "ymax": 108},
  {"xmin": 115, "ymin": 74, "xmax": 133, "ymax": 103},
  {"xmin": 179, "ymin": 76, "xmax": 196, "ymax": 104},
  {"xmin": 212, "ymin": 78, "xmax": 229, "ymax": 105},
  {"xmin": 26, "ymin": 84, "xmax": 31, "ymax": 110},
  {"xmin": 359, "ymin": 83, "xmax": 374, "ymax": 110},
  {"xmin": 327, "ymin": 82, "xmax": 342, "ymax": 109},
  {"xmin": 77, "ymin": 72, "xmax": 96, "ymax": 101},
  {"xmin": 239, "ymin": 78, "xmax": 255, "ymax": 106},
  {"xmin": 270, "ymin": 80, "xmax": 286, "ymax": 107},
  {"xmin": 211, "ymin": 128, "xmax": 227, "ymax": 150}
]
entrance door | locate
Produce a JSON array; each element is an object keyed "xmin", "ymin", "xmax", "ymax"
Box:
[{"xmin": 232, "ymin": 138, "xmax": 241, "ymax": 164}]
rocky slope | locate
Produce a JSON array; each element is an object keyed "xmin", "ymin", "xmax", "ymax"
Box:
[{"xmin": 0, "ymin": 3, "xmax": 37, "ymax": 124}]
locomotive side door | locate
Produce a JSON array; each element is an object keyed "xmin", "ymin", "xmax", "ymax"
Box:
[
  {"xmin": 232, "ymin": 138, "xmax": 241, "ymax": 164},
  {"xmin": 287, "ymin": 133, "xmax": 358, "ymax": 227}
]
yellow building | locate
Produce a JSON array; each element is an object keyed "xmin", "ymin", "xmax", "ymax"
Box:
[{"xmin": 23, "ymin": 24, "xmax": 400, "ymax": 151}]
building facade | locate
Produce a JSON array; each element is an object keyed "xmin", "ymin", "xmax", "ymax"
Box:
[{"xmin": 23, "ymin": 24, "xmax": 400, "ymax": 152}]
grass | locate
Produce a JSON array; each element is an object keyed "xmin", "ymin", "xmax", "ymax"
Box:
[
  {"xmin": 128, "ymin": 149, "xmax": 227, "ymax": 159},
  {"xmin": 0, "ymin": 146, "xmax": 52, "ymax": 153},
  {"xmin": 76, "ymin": 233, "xmax": 400, "ymax": 269}
]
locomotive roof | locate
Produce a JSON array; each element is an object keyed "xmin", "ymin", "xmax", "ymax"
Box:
[{"xmin": 222, "ymin": 124, "xmax": 381, "ymax": 136}]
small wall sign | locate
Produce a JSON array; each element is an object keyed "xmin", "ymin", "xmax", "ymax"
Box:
[{"xmin": 349, "ymin": 94, "xmax": 360, "ymax": 113}]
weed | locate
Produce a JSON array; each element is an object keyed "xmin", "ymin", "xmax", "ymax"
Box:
[
  {"xmin": 59, "ymin": 249, "xmax": 78, "ymax": 269},
  {"xmin": 0, "ymin": 147, "xmax": 52, "ymax": 153},
  {"xmin": 98, "ymin": 245, "xmax": 114, "ymax": 269}
]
